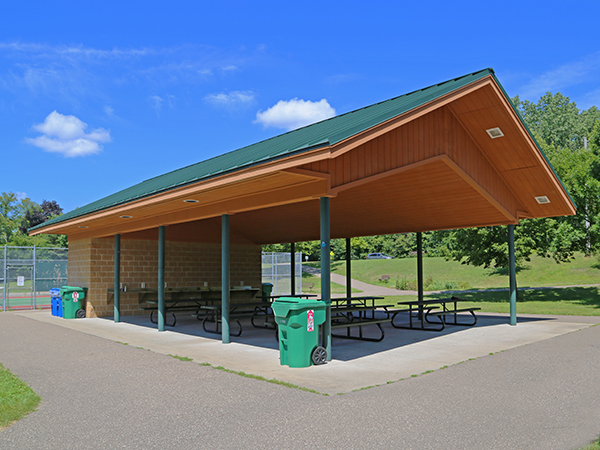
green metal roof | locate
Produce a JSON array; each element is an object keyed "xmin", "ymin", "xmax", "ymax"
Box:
[{"xmin": 32, "ymin": 68, "xmax": 499, "ymax": 232}]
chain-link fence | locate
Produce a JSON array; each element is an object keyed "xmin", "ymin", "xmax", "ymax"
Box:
[
  {"xmin": 1, "ymin": 246, "xmax": 68, "ymax": 311},
  {"xmin": 261, "ymin": 252, "xmax": 303, "ymax": 296}
]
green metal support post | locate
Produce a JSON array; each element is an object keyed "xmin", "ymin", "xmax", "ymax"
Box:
[
  {"xmin": 508, "ymin": 224, "xmax": 517, "ymax": 326},
  {"xmin": 346, "ymin": 237, "xmax": 352, "ymax": 303},
  {"xmin": 222, "ymin": 214, "xmax": 231, "ymax": 344},
  {"xmin": 114, "ymin": 234, "xmax": 121, "ymax": 323},
  {"xmin": 417, "ymin": 232, "xmax": 424, "ymax": 320},
  {"xmin": 158, "ymin": 226, "xmax": 166, "ymax": 332},
  {"xmin": 320, "ymin": 197, "xmax": 332, "ymax": 361},
  {"xmin": 290, "ymin": 242, "xmax": 295, "ymax": 296}
]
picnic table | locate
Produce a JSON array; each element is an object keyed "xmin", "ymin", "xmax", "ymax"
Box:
[
  {"xmin": 143, "ymin": 298, "xmax": 208, "ymax": 327},
  {"xmin": 269, "ymin": 294, "xmax": 317, "ymax": 300},
  {"xmin": 198, "ymin": 300, "xmax": 274, "ymax": 336},
  {"xmin": 328, "ymin": 296, "xmax": 394, "ymax": 342},
  {"xmin": 391, "ymin": 297, "xmax": 480, "ymax": 331},
  {"xmin": 140, "ymin": 287, "xmax": 260, "ymax": 327}
]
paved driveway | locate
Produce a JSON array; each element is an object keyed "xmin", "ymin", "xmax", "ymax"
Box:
[{"xmin": 1, "ymin": 312, "xmax": 599, "ymax": 449}]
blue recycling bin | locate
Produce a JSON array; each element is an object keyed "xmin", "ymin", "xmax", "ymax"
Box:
[{"xmin": 50, "ymin": 288, "xmax": 62, "ymax": 317}]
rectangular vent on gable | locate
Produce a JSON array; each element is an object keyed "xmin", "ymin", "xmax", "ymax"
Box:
[
  {"xmin": 535, "ymin": 196, "xmax": 550, "ymax": 204},
  {"xmin": 486, "ymin": 127, "xmax": 504, "ymax": 139}
]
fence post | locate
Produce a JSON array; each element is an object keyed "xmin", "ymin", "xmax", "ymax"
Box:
[
  {"xmin": 2, "ymin": 245, "xmax": 6, "ymax": 311},
  {"xmin": 32, "ymin": 245, "xmax": 37, "ymax": 309}
]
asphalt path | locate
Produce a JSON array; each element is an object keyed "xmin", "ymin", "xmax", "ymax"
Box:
[{"xmin": 1, "ymin": 312, "xmax": 599, "ymax": 449}]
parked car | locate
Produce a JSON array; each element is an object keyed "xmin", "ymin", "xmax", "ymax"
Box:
[{"xmin": 366, "ymin": 252, "xmax": 394, "ymax": 259}]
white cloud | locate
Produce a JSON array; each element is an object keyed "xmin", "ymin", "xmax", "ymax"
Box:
[
  {"xmin": 148, "ymin": 95, "xmax": 163, "ymax": 116},
  {"xmin": 519, "ymin": 51, "xmax": 600, "ymax": 100},
  {"xmin": 26, "ymin": 111, "xmax": 110, "ymax": 157},
  {"xmin": 104, "ymin": 105, "xmax": 115, "ymax": 117},
  {"xmin": 15, "ymin": 192, "xmax": 27, "ymax": 200},
  {"xmin": 255, "ymin": 98, "xmax": 336, "ymax": 131},
  {"xmin": 205, "ymin": 90, "xmax": 255, "ymax": 107}
]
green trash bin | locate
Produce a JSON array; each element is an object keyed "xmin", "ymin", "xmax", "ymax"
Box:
[
  {"xmin": 261, "ymin": 283, "xmax": 273, "ymax": 302},
  {"xmin": 272, "ymin": 297, "xmax": 327, "ymax": 368},
  {"xmin": 60, "ymin": 286, "xmax": 88, "ymax": 319}
]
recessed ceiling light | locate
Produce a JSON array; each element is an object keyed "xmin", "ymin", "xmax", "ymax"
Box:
[
  {"xmin": 120, "ymin": 215, "xmax": 133, "ymax": 219},
  {"xmin": 535, "ymin": 196, "xmax": 550, "ymax": 204},
  {"xmin": 486, "ymin": 127, "xmax": 504, "ymax": 139},
  {"xmin": 183, "ymin": 199, "xmax": 199, "ymax": 203},
  {"xmin": 77, "ymin": 226, "xmax": 88, "ymax": 229}
]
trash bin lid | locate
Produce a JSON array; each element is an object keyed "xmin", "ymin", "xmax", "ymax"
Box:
[
  {"xmin": 272, "ymin": 297, "xmax": 325, "ymax": 316},
  {"xmin": 59, "ymin": 286, "xmax": 87, "ymax": 297}
]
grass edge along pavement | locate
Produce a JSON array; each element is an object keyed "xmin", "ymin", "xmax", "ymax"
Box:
[
  {"xmin": 580, "ymin": 438, "xmax": 600, "ymax": 450},
  {"xmin": 0, "ymin": 363, "xmax": 41, "ymax": 431},
  {"xmin": 166, "ymin": 352, "xmax": 326, "ymax": 395}
]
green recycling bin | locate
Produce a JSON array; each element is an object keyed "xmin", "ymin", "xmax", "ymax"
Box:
[
  {"xmin": 60, "ymin": 286, "xmax": 88, "ymax": 319},
  {"xmin": 272, "ymin": 297, "xmax": 327, "ymax": 367},
  {"xmin": 261, "ymin": 283, "xmax": 273, "ymax": 302}
]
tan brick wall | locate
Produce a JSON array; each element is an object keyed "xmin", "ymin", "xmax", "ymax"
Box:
[{"xmin": 68, "ymin": 237, "xmax": 262, "ymax": 318}]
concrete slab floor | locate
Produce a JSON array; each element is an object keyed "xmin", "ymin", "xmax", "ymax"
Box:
[{"xmin": 16, "ymin": 309, "xmax": 599, "ymax": 396}]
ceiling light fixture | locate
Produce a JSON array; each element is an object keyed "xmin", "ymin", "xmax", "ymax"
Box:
[
  {"xmin": 183, "ymin": 199, "xmax": 199, "ymax": 203},
  {"xmin": 120, "ymin": 215, "xmax": 133, "ymax": 219},
  {"xmin": 486, "ymin": 127, "xmax": 504, "ymax": 139},
  {"xmin": 77, "ymin": 226, "xmax": 88, "ymax": 229},
  {"xmin": 535, "ymin": 196, "xmax": 550, "ymax": 204}
]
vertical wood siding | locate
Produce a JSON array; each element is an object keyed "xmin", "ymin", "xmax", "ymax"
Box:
[{"xmin": 299, "ymin": 105, "xmax": 520, "ymax": 216}]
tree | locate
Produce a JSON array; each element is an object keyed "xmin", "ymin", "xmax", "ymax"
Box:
[
  {"xmin": 513, "ymin": 93, "xmax": 600, "ymax": 151},
  {"xmin": 0, "ymin": 192, "xmax": 67, "ymax": 247},
  {"xmin": 19, "ymin": 200, "xmax": 64, "ymax": 233},
  {"xmin": 0, "ymin": 192, "xmax": 21, "ymax": 244}
]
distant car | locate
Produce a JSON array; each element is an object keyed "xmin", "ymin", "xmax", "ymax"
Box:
[{"xmin": 366, "ymin": 253, "xmax": 394, "ymax": 259}]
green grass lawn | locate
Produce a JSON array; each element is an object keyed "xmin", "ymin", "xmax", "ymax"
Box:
[
  {"xmin": 0, "ymin": 363, "xmax": 40, "ymax": 430},
  {"xmin": 373, "ymin": 286, "xmax": 600, "ymax": 316},
  {"xmin": 304, "ymin": 253, "xmax": 600, "ymax": 315},
  {"xmin": 302, "ymin": 275, "xmax": 361, "ymax": 294},
  {"xmin": 320, "ymin": 253, "xmax": 600, "ymax": 290}
]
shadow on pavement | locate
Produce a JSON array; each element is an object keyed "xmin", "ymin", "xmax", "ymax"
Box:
[{"xmin": 99, "ymin": 311, "xmax": 554, "ymax": 362}]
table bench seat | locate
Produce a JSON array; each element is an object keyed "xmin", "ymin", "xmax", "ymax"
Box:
[
  {"xmin": 331, "ymin": 317, "xmax": 391, "ymax": 342},
  {"xmin": 426, "ymin": 307, "xmax": 480, "ymax": 326},
  {"xmin": 198, "ymin": 303, "xmax": 274, "ymax": 336}
]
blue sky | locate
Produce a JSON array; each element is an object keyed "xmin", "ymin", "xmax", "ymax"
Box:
[{"xmin": 1, "ymin": 1, "xmax": 600, "ymax": 213}]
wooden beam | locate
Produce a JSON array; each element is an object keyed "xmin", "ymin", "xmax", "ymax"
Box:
[{"xmin": 64, "ymin": 178, "xmax": 330, "ymax": 239}]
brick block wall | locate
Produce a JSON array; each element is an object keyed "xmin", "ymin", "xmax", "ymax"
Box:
[{"xmin": 68, "ymin": 237, "xmax": 262, "ymax": 318}]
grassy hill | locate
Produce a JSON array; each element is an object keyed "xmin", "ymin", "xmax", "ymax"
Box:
[
  {"xmin": 303, "ymin": 253, "xmax": 600, "ymax": 315},
  {"xmin": 328, "ymin": 253, "xmax": 600, "ymax": 290}
]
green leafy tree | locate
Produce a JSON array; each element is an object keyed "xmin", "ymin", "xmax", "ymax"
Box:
[
  {"xmin": 513, "ymin": 93, "xmax": 600, "ymax": 151},
  {"xmin": 0, "ymin": 192, "xmax": 21, "ymax": 244},
  {"xmin": 0, "ymin": 192, "xmax": 67, "ymax": 247}
]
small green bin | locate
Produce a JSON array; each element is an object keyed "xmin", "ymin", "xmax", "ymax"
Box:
[
  {"xmin": 272, "ymin": 297, "xmax": 327, "ymax": 368},
  {"xmin": 60, "ymin": 286, "xmax": 88, "ymax": 319}
]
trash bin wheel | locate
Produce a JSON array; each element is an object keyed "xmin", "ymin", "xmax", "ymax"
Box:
[
  {"xmin": 311, "ymin": 346, "xmax": 327, "ymax": 365},
  {"xmin": 76, "ymin": 309, "xmax": 86, "ymax": 319}
]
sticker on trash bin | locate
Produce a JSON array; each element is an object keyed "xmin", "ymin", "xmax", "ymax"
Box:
[
  {"xmin": 307, "ymin": 310, "xmax": 314, "ymax": 332},
  {"xmin": 72, "ymin": 291, "xmax": 79, "ymax": 302}
]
